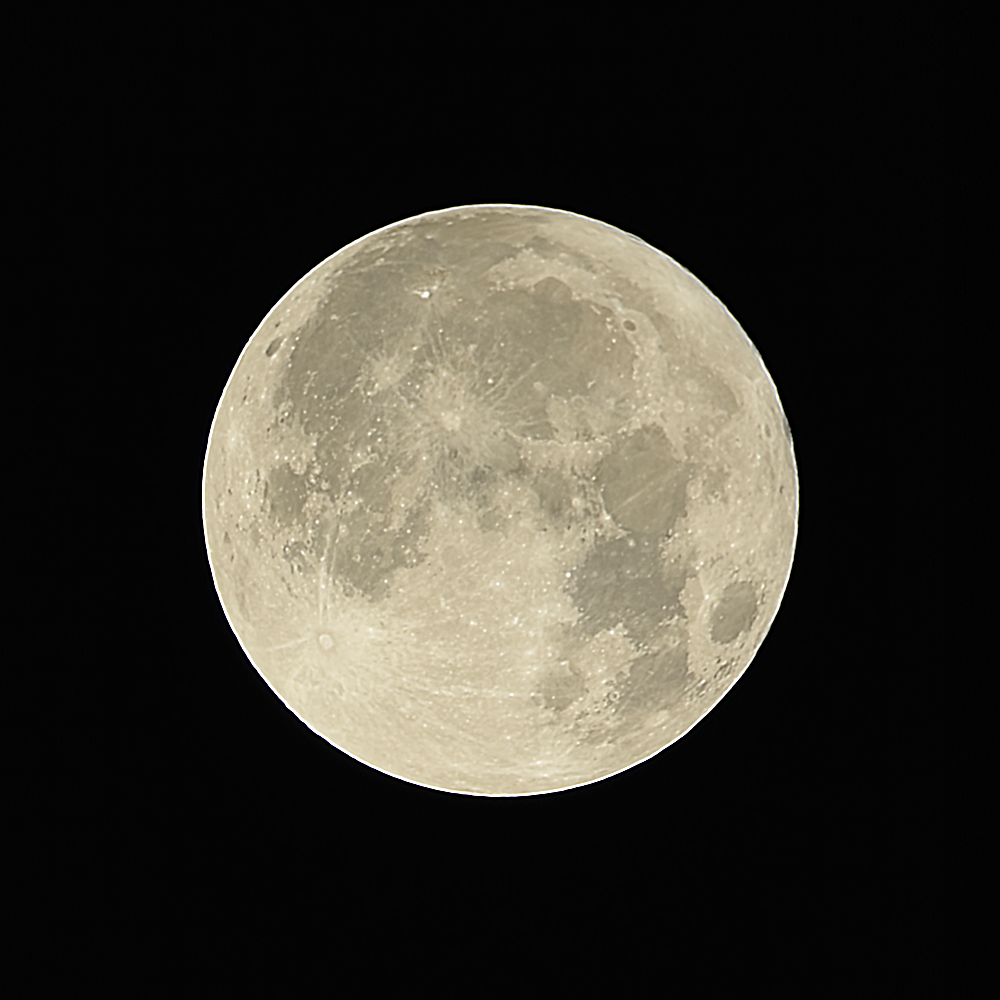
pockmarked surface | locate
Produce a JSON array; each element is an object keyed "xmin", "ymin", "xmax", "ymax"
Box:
[{"xmin": 203, "ymin": 206, "xmax": 798, "ymax": 794}]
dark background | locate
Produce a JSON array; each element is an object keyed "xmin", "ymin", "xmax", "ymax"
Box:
[{"xmin": 8, "ymin": 4, "xmax": 993, "ymax": 997}]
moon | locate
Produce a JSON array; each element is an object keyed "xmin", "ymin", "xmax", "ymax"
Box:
[{"xmin": 202, "ymin": 205, "xmax": 798, "ymax": 795}]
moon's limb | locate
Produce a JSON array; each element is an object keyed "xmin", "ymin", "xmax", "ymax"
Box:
[{"xmin": 203, "ymin": 205, "xmax": 798, "ymax": 795}]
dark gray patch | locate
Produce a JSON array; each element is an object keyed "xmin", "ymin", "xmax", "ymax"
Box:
[
  {"xmin": 616, "ymin": 644, "xmax": 688, "ymax": 714},
  {"xmin": 236, "ymin": 587, "xmax": 250, "ymax": 621},
  {"xmin": 350, "ymin": 457, "xmax": 398, "ymax": 514},
  {"xmin": 478, "ymin": 507, "xmax": 504, "ymax": 532},
  {"xmin": 534, "ymin": 662, "xmax": 586, "ymax": 712},
  {"xmin": 334, "ymin": 499, "xmax": 430, "ymax": 601},
  {"xmin": 448, "ymin": 281, "xmax": 635, "ymax": 440},
  {"xmin": 445, "ymin": 461, "xmax": 523, "ymax": 520},
  {"xmin": 533, "ymin": 468, "xmax": 575, "ymax": 521},
  {"xmin": 275, "ymin": 231, "xmax": 636, "ymax": 462},
  {"xmin": 267, "ymin": 464, "xmax": 308, "ymax": 527},
  {"xmin": 265, "ymin": 336, "xmax": 283, "ymax": 357},
  {"xmin": 313, "ymin": 428, "xmax": 353, "ymax": 497},
  {"xmin": 710, "ymin": 581, "xmax": 758, "ymax": 644},
  {"xmin": 308, "ymin": 393, "xmax": 395, "ymax": 501},
  {"xmin": 430, "ymin": 447, "xmax": 519, "ymax": 509},
  {"xmin": 596, "ymin": 425, "xmax": 691, "ymax": 535},
  {"xmin": 570, "ymin": 534, "xmax": 688, "ymax": 641},
  {"xmin": 274, "ymin": 265, "xmax": 411, "ymax": 436},
  {"xmin": 645, "ymin": 306, "xmax": 687, "ymax": 358},
  {"xmin": 475, "ymin": 431, "xmax": 522, "ymax": 476},
  {"xmin": 686, "ymin": 360, "xmax": 739, "ymax": 415},
  {"xmin": 335, "ymin": 519, "xmax": 395, "ymax": 601},
  {"xmin": 645, "ymin": 309, "xmax": 739, "ymax": 414},
  {"xmin": 389, "ymin": 502, "xmax": 431, "ymax": 571},
  {"xmin": 623, "ymin": 319, "xmax": 636, "ymax": 332}
]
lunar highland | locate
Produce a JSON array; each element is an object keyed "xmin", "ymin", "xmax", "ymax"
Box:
[{"xmin": 203, "ymin": 205, "xmax": 798, "ymax": 795}]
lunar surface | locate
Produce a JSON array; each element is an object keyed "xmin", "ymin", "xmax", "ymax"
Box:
[{"xmin": 203, "ymin": 205, "xmax": 798, "ymax": 795}]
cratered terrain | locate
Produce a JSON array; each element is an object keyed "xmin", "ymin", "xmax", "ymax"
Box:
[{"xmin": 203, "ymin": 205, "xmax": 798, "ymax": 795}]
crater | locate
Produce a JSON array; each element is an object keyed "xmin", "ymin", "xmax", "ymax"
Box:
[{"xmin": 710, "ymin": 581, "xmax": 759, "ymax": 644}]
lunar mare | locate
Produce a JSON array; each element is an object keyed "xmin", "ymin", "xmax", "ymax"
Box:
[{"xmin": 203, "ymin": 205, "xmax": 798, "ymax": 795}]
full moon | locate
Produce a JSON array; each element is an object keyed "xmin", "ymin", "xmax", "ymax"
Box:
[{"xmin": 203, "ymin": 205, "xmax": 798, "ymax": 795}]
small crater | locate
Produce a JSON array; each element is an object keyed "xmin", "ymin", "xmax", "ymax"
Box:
[
  {"xmin": 623, "ymin": 320, "xmax": 636, "ymax": 332},
  {"xmin": 318, "ymin": 633, "xmax": 334, "ymax": 650},
  {"xmin": 265, "ymin": 336, "xmax": 283, "ymax": 357}
]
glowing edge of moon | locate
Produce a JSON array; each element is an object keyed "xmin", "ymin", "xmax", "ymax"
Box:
[{"xmin": 201, "ymin": 203, "xmax": 800, "ymax": 797}]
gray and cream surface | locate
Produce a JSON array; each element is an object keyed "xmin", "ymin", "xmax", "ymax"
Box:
[{"xmin": 203, "ymin": 205, "xmax": 798, "ymax": 794}]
